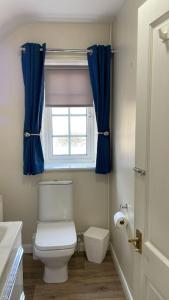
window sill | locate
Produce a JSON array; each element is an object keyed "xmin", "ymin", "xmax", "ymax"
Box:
[{"xmin": 44, "ymin": 162, "xmax": 96, "ymax": 171}]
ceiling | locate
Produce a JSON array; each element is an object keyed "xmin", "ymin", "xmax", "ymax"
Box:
[{"xmin": 0, "ymin": 0, "xmax": 125, "ymax": 37}]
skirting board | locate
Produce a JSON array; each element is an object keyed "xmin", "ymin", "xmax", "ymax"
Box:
[
  {"xmin": 20, "ymin": 292, "xmax": 25, "ymax": 300},
  {"xmin": 23, "ymin": 244, "xmax": 33, "ymax": 253},
  {"xmin": 110, "ymin": 243, "xmax": 133, "ymax": 300}
]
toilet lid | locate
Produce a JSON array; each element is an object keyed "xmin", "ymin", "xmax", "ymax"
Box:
[{"xmin": 35, "ymin": 221, "xmax": 77, "ymax": 251}]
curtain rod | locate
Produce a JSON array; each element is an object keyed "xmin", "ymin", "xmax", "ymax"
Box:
[{"xmin": 21, "ymin": 47, "xmax": 116, "ymax": 54}]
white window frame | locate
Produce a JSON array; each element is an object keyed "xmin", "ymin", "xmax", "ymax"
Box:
[
  {"xmin": 42, "ymin": 62, "xmax": 97, "ymax": 169},
  {"xmin": 43, "ymin": 106, "xmax": 96, "ymax": 166}
]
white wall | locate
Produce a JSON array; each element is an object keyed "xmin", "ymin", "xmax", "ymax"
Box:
[
  {"xmin": 0, "ymin": 22, "xmax": 111, "ymax": 244},
  {"xmin": 110, "ymin": 0, "xmax": 146, "ymax": 294}
]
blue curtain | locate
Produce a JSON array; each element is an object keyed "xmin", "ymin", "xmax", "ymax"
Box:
[
  {"xmin": 87, "ymin": 45, "xmax": 111, "ymax": 174},
  {"xmin": 21, "ymin": 43, "xmax": 46, "ymax": 175}
]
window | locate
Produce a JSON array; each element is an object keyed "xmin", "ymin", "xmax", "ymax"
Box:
[{"xmin": 42, "ymin": 64, "xmax": 96, "ymax": 169}]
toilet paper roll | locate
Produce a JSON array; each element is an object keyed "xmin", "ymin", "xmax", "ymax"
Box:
[
  {"xmin": 114, "ymin": 211, "xmax": 128, "ymax": 228},
  {"xmin": 0, "ymin": 195, "xmax": 3, "ymax": 222}
]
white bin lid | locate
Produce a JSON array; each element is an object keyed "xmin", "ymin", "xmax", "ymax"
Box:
[{"xmin": 84, "ymin": 227, "xmax": 109, "ymax": 240}]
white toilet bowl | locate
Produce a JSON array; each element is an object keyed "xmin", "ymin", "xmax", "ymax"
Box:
[{"xmin": 34, "ymin": 221, "xmax": 76, "ymax": 283}]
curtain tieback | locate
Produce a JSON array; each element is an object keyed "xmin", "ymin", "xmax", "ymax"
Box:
[
  {"xmin": 98, "ymin": 131, "xmax": 109, "ymax": 136},
  {"xmin": 24, "ymin": 132, "xmax": 40, "ymax": 137}
]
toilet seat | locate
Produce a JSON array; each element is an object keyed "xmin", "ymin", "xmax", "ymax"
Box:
[
  {"xmin": 35, "ymin": 221, "xmax": 76, "ymax": 251},
  {"xmin": 34, "ymin": 246, "xmax": 75, "ymax": 259}
]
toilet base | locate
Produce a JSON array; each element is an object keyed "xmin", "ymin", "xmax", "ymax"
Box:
[{"xmin": 43, "ymin": 265, "xmax": 68, "ymax": 283}]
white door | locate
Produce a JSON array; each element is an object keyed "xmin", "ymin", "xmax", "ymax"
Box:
[{"xmin": 133, "ymin": 0, "xmax": 169, "ymax": 299}]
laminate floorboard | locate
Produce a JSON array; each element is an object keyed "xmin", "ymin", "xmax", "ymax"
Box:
[{"xmin": 23, "ymin": 253, "xmax": 126, "ymax": 300}]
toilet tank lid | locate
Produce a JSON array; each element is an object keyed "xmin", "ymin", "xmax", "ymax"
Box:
[{"xmin": 39, "ymin": 181, "xmax": 72, "ymax": 185}]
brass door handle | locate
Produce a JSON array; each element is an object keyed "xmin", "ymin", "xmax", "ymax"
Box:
[
  {"xmin": 128, "ymin": 230, "xmax": 142, "ymax": 254},
  {"xmin": 128, "ymin": 238, "xmax": 139, "ymax": 244}
]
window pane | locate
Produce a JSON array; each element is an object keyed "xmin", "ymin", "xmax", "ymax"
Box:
[
  {"xmin": 53, "ymin": 137, "xmax": 69, "ymax": 155},
  {"xmin": 52, "ymin": 107, "xmax": 68, "ymax": 115},
  {"xmin": 70, "ymin": 116, "xmax": 86, "ymax": 135},
  {"xmin": 70, "ymin": 107, "xmax": 86, "ymax": 115},
  {"xmin": 52, "ymin": 116, "xmax": 68, "ymax": 135},
  {"xmin": 71, "ymin": 137, "xmax": 86, "ymax": 155}
]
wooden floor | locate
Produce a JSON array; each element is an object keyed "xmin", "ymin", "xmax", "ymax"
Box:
[{"xmin": 23, "ymin": 253, "xmax": 126, "ymax": 300}]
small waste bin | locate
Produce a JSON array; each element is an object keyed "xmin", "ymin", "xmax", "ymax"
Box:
[{"xmin": 84, "ymin": 227, "xmax": 109, "ymax": 264}]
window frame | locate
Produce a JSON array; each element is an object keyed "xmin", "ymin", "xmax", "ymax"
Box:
[{"xmin": 42, "ymin": 106, "xmax": 96, "ymax": 165}]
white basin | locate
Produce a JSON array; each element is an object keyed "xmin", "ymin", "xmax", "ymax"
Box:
[
  {"xmin": 0, "ymin": 222, "xmax": 24, "ymax": 300},
  {"xmin": 0, "ymin": 222, "xmax": 22, "ymax": 280}
]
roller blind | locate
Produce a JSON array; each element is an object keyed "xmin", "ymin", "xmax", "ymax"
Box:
[{"xmin": 45, "ymin": 66, "xmax": 93, "ymax": 107}]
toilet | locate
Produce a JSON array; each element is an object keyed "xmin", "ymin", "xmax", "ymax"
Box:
[{"xmin": 34, "ymin": 181, "xmax": 77, "ymax": 283}]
